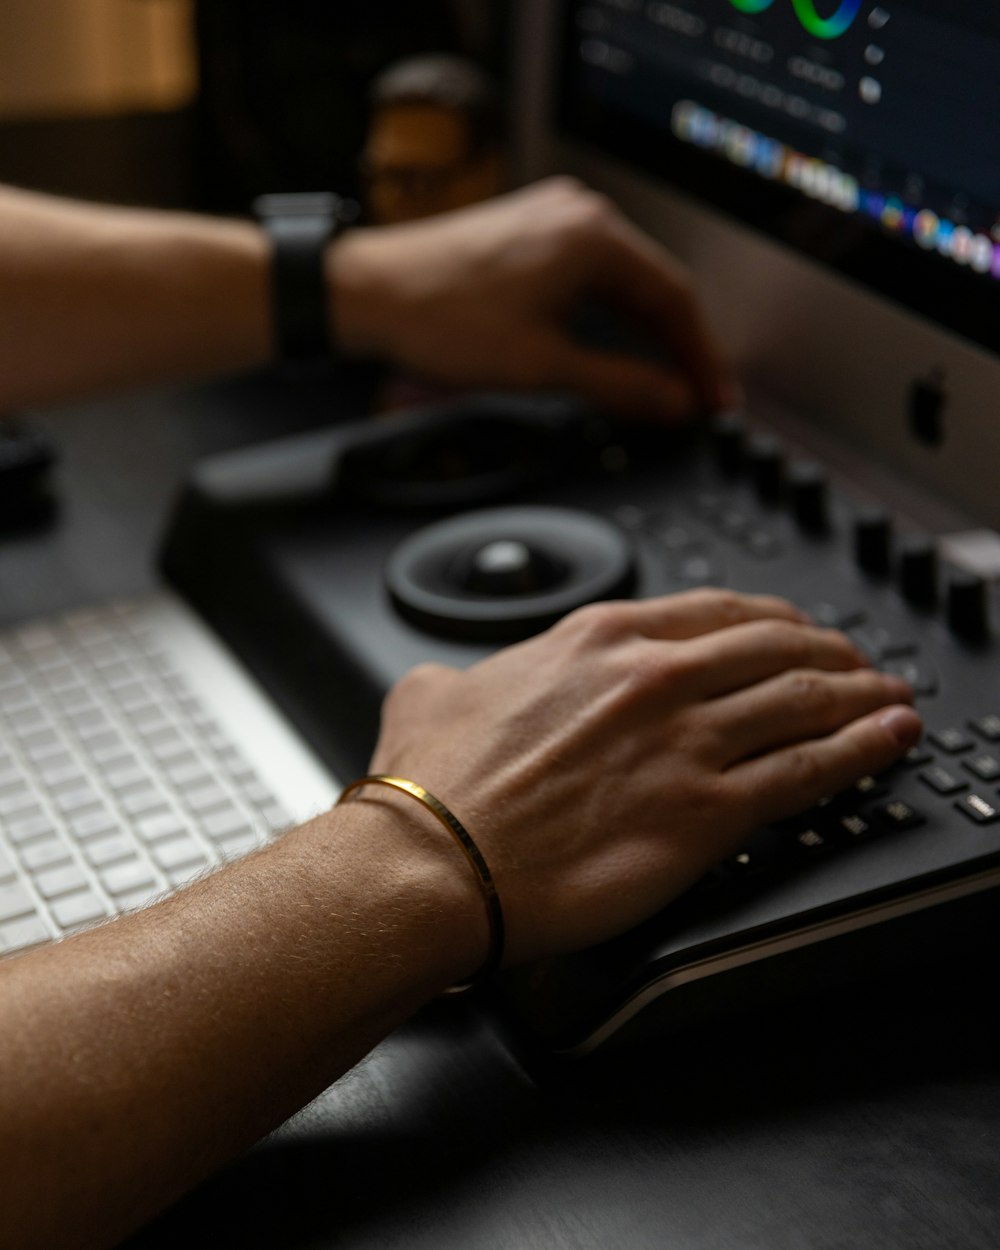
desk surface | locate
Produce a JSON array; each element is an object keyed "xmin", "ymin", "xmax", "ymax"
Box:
[{"xmin": 7, "ymin": 377, "xmax": 1000, "ymax": 1250}]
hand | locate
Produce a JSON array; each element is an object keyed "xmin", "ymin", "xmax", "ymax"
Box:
[
  {"xmin": 369, "ymin": 590, "xmax": 922, "ymax": 965},
  {"xmin": 330, "ymin": 178, "xmax": 739, "ymax": 422}
]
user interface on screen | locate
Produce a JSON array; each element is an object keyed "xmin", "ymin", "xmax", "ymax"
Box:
[{"xmin": 559, "ymin": 1, "xmax": 1000, "ymax": 347}]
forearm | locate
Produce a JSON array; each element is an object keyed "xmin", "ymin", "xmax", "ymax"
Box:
[
  {"xmin": 0, "ymin": 799, "xmax": 482, "ymax": 1250},
  {"xmin": 0, "ymin": 185, "xmax": 272, "ymax": 410}
]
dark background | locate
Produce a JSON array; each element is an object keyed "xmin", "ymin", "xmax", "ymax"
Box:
[{"xmin": 0, "ymin": 0, "xmax": 510, "ymax": 212}]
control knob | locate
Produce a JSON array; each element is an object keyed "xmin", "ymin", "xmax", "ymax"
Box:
[
  {"xmin": 899, "ymin": 535, "xmax": 938, "ymax": 606},
  {"xmin": 853, "ymin": 505, "xmax": 893, "ymax": 576},
  {"xmin": 747, "ymin": 434, "xmax": 784, "ymax": 503},
  {"xmin": 788, "ymin": 461, "xmax": 830, "ymax": 534},
  {"xmin": 947, "ymin": 569, "xmax": 990, "ymax": 641},
  {"xmin": 710, "ymin": 412, "xmax": 746, "ymax": 476}
]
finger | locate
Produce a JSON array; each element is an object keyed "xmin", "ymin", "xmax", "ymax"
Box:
[
  {"xmin": 542, "ymin": 335, "xmax": 702, "ymax": 423},
  {"xmin": 729, "ymin": 704, "xmax": 923, "ymax": 825},
  {"xmin": 590, "ymin": 217, "xmax": 738, "ymax": 411},
  {"xmin": 707, "ymin": 669, "xmax": 914, "ymax": 765},
  {"xmin": 606, "ymin": 588, "xmax": 809, "ymax": 641},
  {"xmin": 670, "ymin": 619, "xmax": 868, "ymax": 700}
]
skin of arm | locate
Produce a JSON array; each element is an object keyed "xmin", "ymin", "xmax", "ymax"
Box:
[
  {"xmin": 0, "ymin": 178, "xmax": 737, "ymax": 420},
  {"xmin": 0, "ymin": 589, "xmax": 922, "ymax": 1250}
]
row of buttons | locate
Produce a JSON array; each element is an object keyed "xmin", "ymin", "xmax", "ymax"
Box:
[
  {"xmin": 726, "ymin": 715, "xmax": 1000, "ymax": 877},
  {"xmin": 918, "ymin": 718, "xmax": 1000, "ymax": 825}
]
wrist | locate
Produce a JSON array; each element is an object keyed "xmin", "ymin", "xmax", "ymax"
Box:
[
  {"xmin": 292, "ymin": 793, "xmax": 490, "ymax": 995},
  {"xmin": 325, "ymin": 227, "xmax": 405, "ymax": 362}
]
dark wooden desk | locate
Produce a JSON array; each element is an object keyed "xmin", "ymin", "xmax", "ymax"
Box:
[{"xmin": 7, "ymin": 378, "xmax": 1000, "ymax": 1250}]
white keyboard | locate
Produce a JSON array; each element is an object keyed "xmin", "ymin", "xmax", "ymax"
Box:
[{"xmin": 0, "ymin": 592, "xmax": 340, "ymax": 956}]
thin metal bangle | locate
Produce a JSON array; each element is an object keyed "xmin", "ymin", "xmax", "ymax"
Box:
[{"xmin": 336, "ymin": 774, "xmax": 505, "ymax": 991}]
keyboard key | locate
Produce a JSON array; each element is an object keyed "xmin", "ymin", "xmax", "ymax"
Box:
[
  {"xmin": 260, "ymin": 803, "xmax": 291, "ymax": 832},
  {"xmin": 51, "ymin": 889, "xmax": 107, "ymax": 930},
  {"xmin": 0, "ymin": 881, "xmax": 35, "ymax": 922},
  {"xmin": 100, "ymin": 860, "xmax": 157, "ymax": 896},
  {"xmin": 152, "ymin": 835, "xmax": 208, "ymax": 872},
  {"xmin": 147, "ymin": 731, "xmax": 190, "ymax": 762},
  {"xmin": 202, "ymin": 807, "xmax": 253, "ymax": 842},
  {"xmin": 929, "ymin": 728, "xmax": 975, "ymax": 754},
  {"xmin": 37, "ymin": 762, "xmax": 86, "ymax": 790},
  {"xmin": 135, "ymin": 811, "xmax": 188, "ymax": 844},
  {"xmin": 955, "ymin": 793, "xmax": 1000, "ymax": 825},
  {"xmin": 7, "ymin": 813, "xmax": 56, "ymax": 845},
  {"xmin": 84, "ymin": 834, "xmax": 137, "ymax": 869},
  {"xmin": 216, "ymin": 830, "xmax": 259, "ymax": 860},
  {"xmin": 105, "ymin": 763, "xmax": 152, "ymax": 793},
  {"xmin": 20, "ymin": 836, "xmax": 73, "ymax": 872},
  {"xmin": 919, "ymin": 765, "xmax": 967, "ymax": 795},
  {"xmin": 69, "ymin": 809, "xmax": 120, "ymax": 840},
  {"xmin": 168, "ymin": 862, "xmax": 212, "ymax": 889},
  {"xmin": 963, "ymin": 753, "xmax": 1000, "ymax": 782},
  {"xmin": 54, "ymin": 784, "xmax": 102, "ymax": 816},
  {"xmin": 970, "ymin": 714, "xmax": 1000, "ymax": 742},
  {"xmin": 0, "ymin": 763, "xmax": 26, "ymax": 791},
  {"xmin": 0, "ymin": 915, "xmax": 51, "ymax": 954},
  {"xmin": 0, "ymin": 788, "xmax": 40, "ymax": 820},
  {"xmin": 164, "ymin": 759, "xmax": 212, "ymax": 789},
  {"xmin": 114, "ymin": 884, "xmax": 162, "ymax": 912},
  {"xmin": 875, "ymin": 799, "xmax": 926, "ymax": 831},
  {"xmin": 184, "ymin": 783, "xmax": 229, "ymax": 814},
  {"xmin": 0, "ymin": 845, "xmax": 15, "ymax": 881},
  {"xmin": 119, "ymin": 787, "xmax": 169, "ymax": 818},
  {"xmin": 34, "ymin": 863, "xmax": 89, "ymax": 901}
]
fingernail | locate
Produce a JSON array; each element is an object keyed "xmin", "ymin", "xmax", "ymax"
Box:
[{"xmin": 878, "ymin": 706, "xmax": 922, "ymax": 748}]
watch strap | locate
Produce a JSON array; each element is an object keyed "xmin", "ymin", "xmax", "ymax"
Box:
[{"xmin": 253, "ymin": 191, "xmax": 359, "ymax": 365}]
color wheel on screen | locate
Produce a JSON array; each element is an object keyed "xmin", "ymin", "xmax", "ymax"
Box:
[{"xmin": 727, "ymin": 0, "xmax": 863, "ymax": 40}]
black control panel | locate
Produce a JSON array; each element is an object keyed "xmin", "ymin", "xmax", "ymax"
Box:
[{"xmin": 162, "ymin": 399, "xmax": 1000, "ymax": 1052}]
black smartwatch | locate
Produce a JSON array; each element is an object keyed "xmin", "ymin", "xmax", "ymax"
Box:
[{"xmin": 253, "ymin": 191, "xmax": 359, "ymax": 365}]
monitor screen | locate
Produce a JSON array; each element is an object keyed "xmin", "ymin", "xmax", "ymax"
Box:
[{"xmin": 558, "ymin": 1, "xmax": 1000, "ymax": 355}]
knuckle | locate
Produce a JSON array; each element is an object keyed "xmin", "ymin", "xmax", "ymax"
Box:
[
  {"xmin": 787, "ymin": 669, "xmax": 830, "ymax": 704},
  {"xmin": 541, "ymin": 174, "xmax": 586, "ymax": 199},
  {"xmin": 699, "ymin": 588, "xmax": 747, "ymax": 625},
  {"xmin": 558, "ymin": 599, "xmax": 630, "ymax": 647},
  {"xmin": 563, "ymin": 188, "xmax": 617, "ymax": 236},
  {"xmin": 785, "ymin": 744, "xmax": 827, "ymax": 797},
  {"xmin": 390, "ymin": 661, "xmax": 451, "ymax": 703}
]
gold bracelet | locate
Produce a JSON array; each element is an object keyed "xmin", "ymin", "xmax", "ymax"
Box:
[{"xmin": 336, "ymin": 774, "xmax": 505, "ymax": 991}]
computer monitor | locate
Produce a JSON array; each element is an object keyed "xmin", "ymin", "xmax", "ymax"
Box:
[{"xmin": 512, "ymin": 1, "xmax": 1000, "ymax": 532}]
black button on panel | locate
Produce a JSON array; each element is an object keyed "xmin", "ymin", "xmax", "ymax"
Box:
[
  {"xmin": 970, "ymin": 714, "xmax": 1000, "ymax": 742},
  {"xmin": 955, "ymin": 793, "xmax": 1000, "ymax": 824},
  {"xmin": 875, "ymin": 799, "xmax": 926, "ymax": 831},
  {"xmin": 918, "ymin": 765, "xmax": 967, "ymax": 795},
  {"xmin": 812, "ymin": 603, "xmax": 867, "ymax": 630},
  {"xmin": 882, "ymin": 659, "xmax": 938, "ymax": 697},
  {"xmin": 929, "ymin": 728, "xmax": 975, "ymax": 754},
  {"xmin": 843, "ymin": 774, "xmax": 888, "ymax": 802},
  {"xmin": 901, "ymin": 744, "xmax": 934, "ymax": 767},
  {"xmin": 851, "ymin": 627, "xmax": 917, "ymax": 661},
  {"xmin": 834, "ymin": 812, "xmax": 875, "ymax": 843},
  {"xmin": 963, "ymin": 753, "xmax": 1000, "ymax": 782}
]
